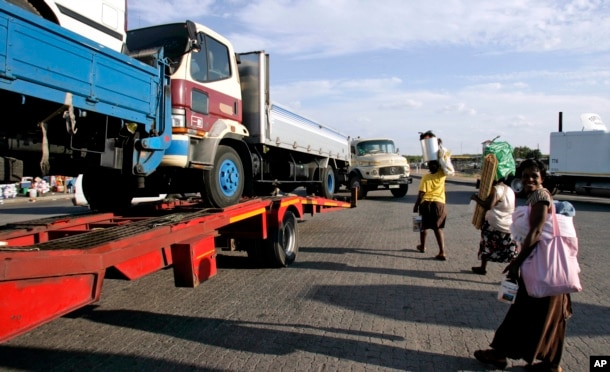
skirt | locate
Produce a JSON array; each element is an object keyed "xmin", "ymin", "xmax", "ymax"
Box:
[{"xmin": 478, "ymin": 221, "xmax": 519, "ymax": 263}]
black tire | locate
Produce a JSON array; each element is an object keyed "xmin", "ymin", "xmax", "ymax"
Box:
[
  {"xmin": 5, "ymin": 0, "xmax": 41, "ymax": 16},
  {"xmin": 264, "ymin": 211, "xmax": 298, "ymax": 267},
  {"xmin": 203, "ymin": 145, "xmax": 244, "ymax": 208},
  {"xmin": 320, "ymin": 166, "xmax": 336, "ymax": 199},
  {"xmin": 509, "ymin": 176, "xmax": 523, "ymax": 195},
  {"xmin": 390, "ymin": 184, "xmax": 408, "ymax": 198},
  {"xmin": 82, "ymin": 169, "xmax": 132, "ymax": 212},
  {"xmin": 348, "ymin": 175, "xmax": 367, "ymax": 199}
]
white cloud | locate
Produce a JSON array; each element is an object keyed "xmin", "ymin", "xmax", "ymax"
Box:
[
  {"xmin": 126, "ymin": 0, "xmax": 610, "ymax": 156},
  {"xmin": 130, "ymin": 0, "xmax": 610, "ymax": 56}
]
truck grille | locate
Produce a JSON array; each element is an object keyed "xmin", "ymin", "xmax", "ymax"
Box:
[{"xmin": 379, "ymin": 166, "xmax": 405, "ymax": 176}]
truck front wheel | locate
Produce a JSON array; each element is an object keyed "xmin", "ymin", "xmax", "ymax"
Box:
[
  {"xmin": 390, "ymin": 184, "xmax": 408, "ymax": 198},
  {"xmin": 509, "ymin": 176, "xmax": 524, "ymax": 196},
  {"xmin": 5, "ymin": 0, "xmax": 41, "ymax": 16},
  {"xmin": 349, "ymin": 176, "xmax": 367, "ymax": 199},
  {"xmin": 265, "ymin": 211, "xmax": 298, "ymax": 267},
  {"xmin": 203, "ymin": 145, "xmax": 244, "ymax": 208}
]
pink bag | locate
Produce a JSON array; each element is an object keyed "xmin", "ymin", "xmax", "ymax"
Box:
[{"xmin": 520, "ymin": 204, "xmax": 582, "ymax": 298}]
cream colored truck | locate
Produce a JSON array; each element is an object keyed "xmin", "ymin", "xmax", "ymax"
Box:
[{"xmin": 346, "ymin": 137, "xmax": 412, "ymax": 199}]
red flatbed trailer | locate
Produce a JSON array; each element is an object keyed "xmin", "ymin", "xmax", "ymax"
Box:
[{"xmin": 0, "ymin": 195, "xmax": 351, "ymax": 343}]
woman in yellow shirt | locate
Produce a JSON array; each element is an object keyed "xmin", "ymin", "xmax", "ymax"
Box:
[{"xmin": 413, "ymin": 160, "xmax": 447, "ymax": 260}]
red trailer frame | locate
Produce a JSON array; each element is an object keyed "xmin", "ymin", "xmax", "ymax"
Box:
[{"xmin": 0, "ymin": 195, "xmax": 351, "ymax": 343}]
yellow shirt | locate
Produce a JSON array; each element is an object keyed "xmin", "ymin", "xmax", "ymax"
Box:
[{"xmin": 419, "ymin": 170, "xmax": 446, "ymax": 204}]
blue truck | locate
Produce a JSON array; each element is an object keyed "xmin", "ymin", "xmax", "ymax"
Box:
[{"xmin": 0, "ymin": 1, "xmax": 350, "ymax": 211}]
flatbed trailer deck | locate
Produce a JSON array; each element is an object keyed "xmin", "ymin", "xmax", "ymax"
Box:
[{"xmin": 0, "ymin": 195, "xmax": 351, "ymax": 343}]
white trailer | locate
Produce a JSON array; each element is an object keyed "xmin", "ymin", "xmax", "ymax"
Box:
[{"xmin": 547, "ymin": 113, "xmax": 610, "ymax": 194}]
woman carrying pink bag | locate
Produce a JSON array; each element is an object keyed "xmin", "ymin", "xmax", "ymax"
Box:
[{"xmin": 474, "ymin": 159, "xmax": 573, "ymax": 372}]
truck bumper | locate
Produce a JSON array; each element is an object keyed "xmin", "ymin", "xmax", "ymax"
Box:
[{"xmin": 360, "ymin": 177, "xmax": 412, "ymax": 187}]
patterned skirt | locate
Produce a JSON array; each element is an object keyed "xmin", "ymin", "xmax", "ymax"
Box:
[{"xmin": 478, "ymin": 221, "xmax": 519, "ymax": 263}]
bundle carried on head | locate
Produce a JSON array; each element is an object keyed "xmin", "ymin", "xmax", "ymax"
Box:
[
  {"xmin": 472, "ymin": 153, "xmax": 498, "ymax": 229},
  {"xmin": 418, "ymin": 131, "xmax": 454, "ymax": 175}
]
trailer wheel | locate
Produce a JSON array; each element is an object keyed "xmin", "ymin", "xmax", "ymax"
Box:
[
  {"xmin": 390, "ymin": 184, "xmax": 408, "ymax": 198},
  {"xmin": 203, "ymin": 145, "xmax": 244, "ymax": 208},
  {"xmin": 348, "ymin": 175, "xmax": 367, "ymax": 199},
  {"xmin": 320, "ymin": 166, "xmax": 336, "ymax": 199},
  {"xmin": 265, "ymin": 211, "xmax": 299, "ymax": 267},
  {"xmin": 82, "ymin": 170, "xmax": 132, "ymax": 212}
]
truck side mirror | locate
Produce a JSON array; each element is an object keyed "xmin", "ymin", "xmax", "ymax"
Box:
[{"xmin": 185, "ymin": 21, "xmax": 200, "ymax": 52}]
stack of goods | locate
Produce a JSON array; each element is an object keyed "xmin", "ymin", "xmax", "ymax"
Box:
[
  {"xmin": 472, "ymin": 153, "xmax": 498, "ymax": 229},
  {"xmin": 418, "ymin": 130, "xmax": 455, "ymax": 175},
  {"xmin": 483, "ymin": 141, "xmax": 515, "ymax": 181},
  {"xmin": 0, "ymin": 184, "xmax": 18, "ymax": 201}
]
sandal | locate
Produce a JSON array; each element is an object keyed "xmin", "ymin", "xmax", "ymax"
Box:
[
  {"xmin": 416, "ymin": 245, "xmax": 425, "ymax": 253},
  {"xmin": 471, "ymin": 266, "xmax": 487, "ymax": 275},
  {"xmin": 474, "ymin": 349, "xmax": 507, "ymax": 370},
  {"xmin": 434, "ymin": 254, "xmax": 447, "ymax": 261}
]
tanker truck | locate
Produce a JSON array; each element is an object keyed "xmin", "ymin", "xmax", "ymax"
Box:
[{"xmin": 0, "ymin": 1, "xmax": 349, "ymax": 211}]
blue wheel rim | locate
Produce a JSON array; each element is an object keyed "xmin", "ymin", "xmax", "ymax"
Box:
[
  {"xmin": 218, "ymin": 158, "xmax": 240, "ymax": 197},
  {"xmin": 326, "ymin": 172, "xmax": 334, "ymax": 192}
]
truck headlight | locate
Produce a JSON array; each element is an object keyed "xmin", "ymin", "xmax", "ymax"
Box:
[{"xmin": 172, "ymin": 108, "xmax": 186, "ymax": 128}]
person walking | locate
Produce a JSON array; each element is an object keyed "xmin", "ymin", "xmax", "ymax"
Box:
[
  {"xmin": 469, "ymin": 179, "xmax": 519, "ymax": 275},
  {"xmin": 474, "ymin": 159, "xmax": 572, "ymax": 371},
  {"xmin": 413, "ymin": 159, "xmax": 447, "ymax": 260}
]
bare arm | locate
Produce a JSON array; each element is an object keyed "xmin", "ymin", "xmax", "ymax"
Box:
[{"xmin": 471, "ymin": 186, "xmax": 498, "ymax": 210}]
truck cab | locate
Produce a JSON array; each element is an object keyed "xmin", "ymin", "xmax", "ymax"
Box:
[
  {"xmin": 122, "ymin": 21, "xmax": 349, "ymax": 209},
  {"xmin": 347, "ymin": 137, "xmax": 411, "ymax": 199}
]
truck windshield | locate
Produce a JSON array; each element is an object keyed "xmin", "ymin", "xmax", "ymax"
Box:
[
  {"xmin": 126, "ymin": 23, "xmax": 191, "ymax": 71},
  {"xmin": 357, "ymin": 141, "xmax": 396, "ymax": 155}
]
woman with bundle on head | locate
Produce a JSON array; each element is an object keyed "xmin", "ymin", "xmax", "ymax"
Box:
[{"xmin": 470, "ymin": 178, "xmax": 519, "ymax": 275}]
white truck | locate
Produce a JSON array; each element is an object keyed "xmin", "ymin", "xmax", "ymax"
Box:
[
  {"xmin": 0, "ymin": 2, "xmax": 350, "ymax": 211},
  {"xmin": 546, "ymin": 112, "xmax": 610, "ymax": 194},
  {"xmin": 6, "ymin": 0, "xmax": 126, "ymax": 51},
  {"xmin": 346, "ymin": 137, "xmax": 411, "ymax": 199}
]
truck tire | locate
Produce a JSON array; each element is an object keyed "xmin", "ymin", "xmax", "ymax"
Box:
[
  {"xmin": 348, "ymin": 175, "xmax": 367, "ymax": 199},
  {"xmin": 265, "ymin": 211, "xmax": 298, "ymax": 267},
  {"xmin": 5, "ymin": 0, "xmax": 41, "ymax": 16},
  {"xmin": 390, "ymin": 184, "xmax": 408, "ymax": 198},
  {"xmin": 203, "ymin": 145, "xmax": 244, "ymax": 208},
  {"xmin": 82, "ymin": 170, "xmax": 132, "ymax": 212},
  {"xmin": 320, "ymin": 166, "xmax": 336, "ymax": 199},
  {"xmin": 509, "ymin": 176, "xmax": 524, "ymax": 195}
]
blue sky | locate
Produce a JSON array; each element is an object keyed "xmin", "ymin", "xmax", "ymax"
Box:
[{"xmin": 128, "ymin": 0, "xmax": 610, "ymax": 156}]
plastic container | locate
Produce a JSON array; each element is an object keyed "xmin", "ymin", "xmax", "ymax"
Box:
[
  {"xmin": 420, "ymin": 137, "xmax": 439, "ymax": 161},
  {"xmin": 412, "ymin": 215, "xmax": 422, "ymax": 232},
  {"xmin": 497, "ymin": 279, "xmax": 518, "ymax": 304}
]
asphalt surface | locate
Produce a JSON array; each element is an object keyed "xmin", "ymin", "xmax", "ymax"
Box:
[{"xmin": 0, "ymin": 174, "xmax": 608, "ymax": 371}]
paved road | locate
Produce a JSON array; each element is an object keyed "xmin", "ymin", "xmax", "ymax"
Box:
[{"xmin": 0, "ymin": 178, "xmax": 608, "ymax": 371}]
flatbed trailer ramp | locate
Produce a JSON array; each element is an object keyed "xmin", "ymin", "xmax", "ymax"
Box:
[{"xmin": 0, "ymin": 195, "xmax": 351, "ymax": 343}]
